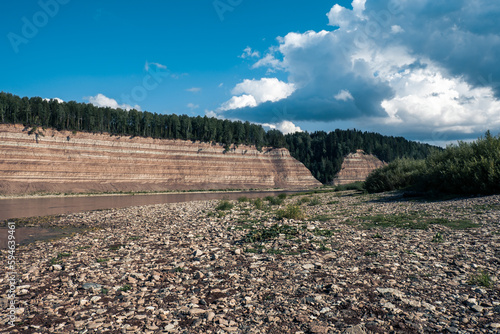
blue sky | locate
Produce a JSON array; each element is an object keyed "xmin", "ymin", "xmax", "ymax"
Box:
[{"xmin": 1, "ymin": 0, "xmax": 499, "ymax": 146}]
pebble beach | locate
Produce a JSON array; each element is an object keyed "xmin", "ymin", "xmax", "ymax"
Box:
[{"xmin": 1, "ymin": 191, "xmax": 499, "ymax": 333}]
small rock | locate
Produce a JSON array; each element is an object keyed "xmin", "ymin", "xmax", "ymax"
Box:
[
  {"xmin": 147, "ymin": 324, "xmax": 159, "ymax": 330},
  {"xmin": 471, "ymin": 305, "xmax": 484, "ymax": 313},
  {"xmin": 164, "ymin": 323, "xmax": 176, "ymax": 331},
  {"xmin": 206, "ymin": 311, "xmax": 215, "ymax": 322},
  {"xmin": 310, "ymin": 324, "xmax": 328, "ymax": 333},
  {"xmin": 189, "ymin": 308, "xmax": 206, "ymax": 316},
  {"xmin": 193, "ymin": 249, "xmax": 203, "ymax": 257},
  {"xmin": 302, "ymin": 263, "xmax": 315, "ymax": 270},
  {"xmin": 194, "ymin": 271, "xmax": 204, "ymax": 279},
  {"xmin": 343, "ymin": 324, "xmax": 366, "ymax": 334},
  {"xmin": 88, "ymin": 321, "xmax": 102, "ymax": 329},
  {"xmin": 474, "ymin": 287, "xmax": 487, "ymax": 294},
  {"xmin": 82, "ymin": 283, "xmax": 102, "ymax": 290},
  {"xmin": 90, "ymin": 296, "xmax": 101, "ymax": 303},
  {"xmin": 377, "ymin": 287, "xmax": 404, "ymax": 299},
  {"xmin": 466, "ymin": 298, "xmax": 477, "ymax": 306},
  {"xmin": 295, "ymin": 314, "xmax": 309, "ymax": 323}
]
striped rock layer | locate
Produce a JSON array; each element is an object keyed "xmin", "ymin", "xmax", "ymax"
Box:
[
  {"xmin": 333, "ymin": 149, "xmax": 387, "ymax": 185},
  {"xmin": 0, "ymin": 124, "xmax": 320, "ymax": 195}
]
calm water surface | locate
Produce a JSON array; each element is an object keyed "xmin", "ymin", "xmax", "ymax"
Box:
[
  {"xmin": 0, "ymin": 190, "xmax": 304, "ymax": 247},
  {"xmin": 0, "ymin": 190, "xmax": 302, "ymax": 221}
]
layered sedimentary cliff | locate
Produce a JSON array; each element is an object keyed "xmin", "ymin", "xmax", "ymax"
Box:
[
  {"xmin": 0, "ymin": 124, "xmax": 320, "ymax": 195},
  {"xmin": 333, "ymin": 149, "xmax": 386, "ymax": 185}
]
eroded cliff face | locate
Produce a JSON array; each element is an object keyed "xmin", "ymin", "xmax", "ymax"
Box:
[
  {"xmin": 0, "ymin": 124, "xmax": 320, "ymax": 195},
  {"xmin": 332, "ymin": 149, "xmax": 387, "ymax": 185}
]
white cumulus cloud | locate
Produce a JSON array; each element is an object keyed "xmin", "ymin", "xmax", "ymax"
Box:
[
  {"xmin": 218, "ymin": 78, "xmax": 295, "ymax": 113},
  {"xmin": 262, "ymin": 120, "xmax": 303, "ymax": 135},
  {"xmin": 240, "ymin": 46, "xmax": 260, "ymax": 58},
  {"xmin": 43, "ymin": 97, "xmax": 64, "ymax": 103},
  {"xmin": 231, "ymin": 78, "xmax": 296, "ymax": 104},
  {"xmin": 219, "ymin": 0, "xmax": 500, "ymax": 143},
  {"xmin": 145, "ymin": 61, "xmax": 167, "ymax": 71},
  {"xmin": 219, "ymin": 95, "xmax": 257, "ymax": 111},
  {"xmin": 84, "ymin": 94, "xmax": 141, "ymax": 111},
  {"xmin": 334, "ymin": 90, "xmax": 354, "ymax": 101}
]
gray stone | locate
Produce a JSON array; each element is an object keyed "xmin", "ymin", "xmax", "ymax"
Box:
[
  {"xmin": 471, "ymin": 304, "xmax": 484, "ymax": 313},
  {"xmin": 376, "ymin": 287, "xmax": 404, "ymax": 299},
  {"xmin": 82, "ymin": 283, "xmax": 102, "ymax": 290},
  {"xmin": 343, "ymin": 324, "xmax": 366, "ymax": 334}
]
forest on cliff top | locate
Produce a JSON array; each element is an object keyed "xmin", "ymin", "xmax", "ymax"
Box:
[{"xmin": 0, "ymin": 92, "xmax": 438, "ymax": 184}]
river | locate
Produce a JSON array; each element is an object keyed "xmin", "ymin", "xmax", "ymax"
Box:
[
  {"xmin": 0, "ymin": 190, "xmax": 306, "ymax": 248},
  {"xmin": 0, "ymin": 190, "xmax": 304, "ymax": 221}
]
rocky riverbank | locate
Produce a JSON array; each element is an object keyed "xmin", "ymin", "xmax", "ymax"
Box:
[{"xmin": 1, "ymin": 191, "xmax": 499, "ymax": 333}]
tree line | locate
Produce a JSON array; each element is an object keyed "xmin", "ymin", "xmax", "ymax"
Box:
[{"xmin": 0, "ymin": 92, "xmax": 438, "ymax": 184}]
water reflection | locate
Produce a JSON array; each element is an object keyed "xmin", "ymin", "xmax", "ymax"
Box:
[{"xmin": 0, "ymin": 190, "xmax": 303, "ymax": 221}]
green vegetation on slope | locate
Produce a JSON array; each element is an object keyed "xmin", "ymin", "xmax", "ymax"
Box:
[
  {"xmin": 365, "ymin": 132, "xmax": 500, "ymax": 195},
  {"xmin": 285, "ymin": 130, "xmax": 438, "ymax": 184}
]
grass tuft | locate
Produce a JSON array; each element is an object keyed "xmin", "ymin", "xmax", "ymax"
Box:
[
  {"xmin": 276, "ymin": 205, "xmax": 304, "ymax": 220},
  {"xmin": 244, "ymin": 224, "xmax": 298, "ymax": 243},
  {"xmin": 216, "ymin": 200, "xmax": 234, "ymax": 211},
  {"xmin": 468, "ymin": 270, "xmax": 493, "ymax": 288}
]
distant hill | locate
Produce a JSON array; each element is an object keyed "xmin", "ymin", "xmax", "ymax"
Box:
[
  {"xmin": 0, "ymin": 92, "xmax": 439, "ymax": 185},
  {"xmin": 331, "ymin": 150, "xmax": 387, "ymax": 185},
  {"xmin": 285, "ymin": 130, "xmax": 439, "ymax": 184}
]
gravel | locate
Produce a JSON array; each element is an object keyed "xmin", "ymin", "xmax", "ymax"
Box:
[{"xmin": 1, "ymin": 191, "xmax": 499, "ymax": 333}]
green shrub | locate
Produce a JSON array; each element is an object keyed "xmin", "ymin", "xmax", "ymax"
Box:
[
  {"xmin": 431, "ymin": 232, "xmax": 444, "ymax": 243},
  {"xmin": 365, "ymin": 132, "xmax": 500, "ymax": 195},
  {"xmin": 265, "ymin": 196, "xmax": 283, "ymax": 206},
  {"xmin": 297, "ymin": 197, "xmax": 311, "ymax": 205},
  {"xmin": 421, "ymin": 132, "xmax": 500, "ymax": 194},
  {"xmin": 253, "ymin": 198, "xmax": 264, "ymax": 210},
  {"xmin": 216, "ymin": 200, "xmax": 234, "ymax": 211},
  {"xmin": 237, "ymin": 196, "xmax": 249, "ymax": 203},
  {"xmin": 365, "ymin": 158, "xmax": 426, "ymax": 193},
  {"xmin": 244, "ymin": 224, "xmax": 298, "ymax": 243},
  {"xmin": 277, "ymin": 193, "xmax": 287, "ymax": 200},
  {"xmin": 334, "ymin": 181, "xmax": 366, "ymax": 192},
  {"xmin": 308, "ymin": 197, "xmax": 321, "ymax": 206},
  {"xmin": 468, "ymin": 270, "xmax": 493, "ymax": 288},
  {"xmin": 276, "ymin": 205, "xmax": 304, "ymax": 220}
]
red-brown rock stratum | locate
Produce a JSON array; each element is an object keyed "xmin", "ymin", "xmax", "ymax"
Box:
[
  {"xmin": 0, "ymin": 124, "xmax": 320, "ymax": 195},
  {"xmin": 332, "ymin": 149, "xmax": 387, "ymax": 185}
]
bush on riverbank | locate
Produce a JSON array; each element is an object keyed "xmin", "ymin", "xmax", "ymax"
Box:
[{"xmin": 365, "ymin": 132, "xmax": 500, "ymax": 195}]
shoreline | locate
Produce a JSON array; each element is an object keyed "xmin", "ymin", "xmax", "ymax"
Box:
[{"xmin": 0, "ymin": 187, "xmax": 318, "ymax": 200}]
